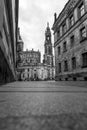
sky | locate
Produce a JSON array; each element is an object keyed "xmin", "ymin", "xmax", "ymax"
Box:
[{"xmin": 19, "ymin": 0, "xmax": 68, "ymax": 61}]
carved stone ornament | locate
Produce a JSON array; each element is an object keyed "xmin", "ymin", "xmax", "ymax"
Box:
[{"xmin": 66, "ymin": 0, "xmax": 78, "ymax": 16}]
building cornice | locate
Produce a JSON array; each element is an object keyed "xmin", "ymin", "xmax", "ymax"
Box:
[
  {"xmin": 52, "ymin": 0, "xmax": 80, "ymax": 31},
  {"xmin": 54, "ymin": 12, "xmax": 87, "ymax": 47}
]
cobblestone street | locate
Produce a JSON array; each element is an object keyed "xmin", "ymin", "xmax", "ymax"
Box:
[{"xmin": 0, "ymin": 81, "xmax": 87, "ymax": 130}]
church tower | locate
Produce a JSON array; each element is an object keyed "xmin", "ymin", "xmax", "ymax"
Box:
[
  {"xmin": 16, "ymin": 28, "xmax": 24, "ymax": 67},
  {"xmin": 17, "ymin": 28, "xmax": 24, "ymax": 52},
  {"xmin": 43, "ymin": 23, "xmax": 53, "ymax": 67}
]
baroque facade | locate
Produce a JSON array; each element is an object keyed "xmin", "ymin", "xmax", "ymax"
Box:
[
  {"xmin": 16, "ymin": 29, "xmax": 41, "ymax": 80},
  {"xmin": 43, "ymin": 23, "xmax": 53, "ymax": 67},
  {"xmin": 52, "ymin": 0, "xmax": 87, "ymax": 81},
  {"xmin": 43, "ymin": 23, "xmax": 55, "ymax": 80},
  {"xmin": 18, "ymin": 63, "xmax": 49, "ymax": 81},
  {"xmin": 0, "ymin": 0, "xmax": 19, "ymax": 84},
  {"xmin": 16, "ymin": 24, "xmax": 55, "ymax": 81}
]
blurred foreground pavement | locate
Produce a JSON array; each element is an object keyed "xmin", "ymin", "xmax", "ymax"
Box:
[{"xmin": 0, "ymin": 81, "xmax": 87, "ymax": 130}]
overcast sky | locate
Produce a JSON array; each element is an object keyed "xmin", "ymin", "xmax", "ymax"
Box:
[{"xmin": 19, "ymin": 0, "xmax": 68, "ymax": 60}]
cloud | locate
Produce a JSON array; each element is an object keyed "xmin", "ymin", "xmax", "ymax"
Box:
[{"xmin": 19, "ymin": 0, "xmax": 68, "ymax": 61}]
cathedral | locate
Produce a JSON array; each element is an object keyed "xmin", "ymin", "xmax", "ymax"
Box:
[
  {"xmin": 16, "ymin": 24, "xmax": 55, "ymax": 81},
  {"xmin": 43, "ymin": 23, "xmax": 54, "ymax": 79},
  {"xmin": 43, "ymin": 23, "xmax": 53, "ymax": 67}
]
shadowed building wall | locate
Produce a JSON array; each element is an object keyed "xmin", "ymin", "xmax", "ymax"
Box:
[{"xmin": 0, "ymin": 0, "xmax": 19, "ymax": 84}]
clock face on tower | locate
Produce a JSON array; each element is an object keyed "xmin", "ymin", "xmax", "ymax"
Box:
[{"xmin": 47, "ymin": 37, "xmax": 49, "ymax": 40}]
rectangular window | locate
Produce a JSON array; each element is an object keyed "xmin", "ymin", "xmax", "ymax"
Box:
[
  {"xmin": 57, "ymin": 30, "xmax": 60, "ymax": 38},
  {"xmin": 70, "ymin": 35, "xmax": 74, "ymax": 48},
  {"xmin": 54, "ymin": 32, "xmax": 57, "ymax": 42},
  {"xmin": 64, "ymin": 60, "xmax": 68, "ymax": 72},
  {"xmin": 63, "ymin": 42, "xmax": 67, "ymax": 52},
  {"xmin": 72, "ymin": 57, "xmax": 76, "ymax": 69},
  {"xmin": 70, "ymin": 15, "xmax": 74, "ymax": 27},
  {"xmin": 80, "ymin": 27, "xmax": 87, "ymax": 41},
  {"xmin": 0, "ymin": 31, "xmax": 2, "ymax": 38},
  {"xmin": 62, "ymin": 23, "xmax": 67, "ymax": 34},
  {"xmin": 82, "ymin": 52, "xmax": 87, "ymax": 67},
  {"xmin": 58, "ymin": 46, "xmax": 61, "ymax": 55},
  {"xmin": 23, "ymin": 73, "xmax": 24, "ymax": 78},
  {"xmin": 79, "ymin": 2, "xmax": 85, "ymax": 17},
  {"xmin": 58, "ymin": 63, "xmax": 61, "ymax": 73}
]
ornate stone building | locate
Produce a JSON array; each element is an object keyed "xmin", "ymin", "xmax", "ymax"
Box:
[
  {"xmin": 16, "ymin": 24, "xmax": 55, "ymax": 81},
  {"xmin": 43, "ymin": 23, "xmax": 55, "ymax": 80},
  {"xmin": 16, "ymin": 32, "xmax": 40, "ymax": 80},
  {"xmin": 43, "ymin": 23, "xmax": 53, "ymax": 67},
  {"xmin": 52, "ymin": 0, "xmax": 87, "ymax": 81},
  {"xmin": 16, "ymin": 29, "xmax": 41, "ymax": 80},
  {"xmin": 17, "ymin": 48, "xmax": 41, "ymax": 81},
  {"xmin": 0, "ymin": 0, "xmax": 19, "ymax": 84},
  {"xmin": 19, "ymin": 63, "xmax": 48, "ymax": 81}
]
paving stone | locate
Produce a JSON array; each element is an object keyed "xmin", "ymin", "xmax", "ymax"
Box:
[{"xmin": 0, "ymin": 81, "xmax": 87, "ymax": 129}]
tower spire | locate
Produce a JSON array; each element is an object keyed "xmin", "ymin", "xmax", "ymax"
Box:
[
  {"xmin": 47, "ymin": 22, "xmax": 49, "ymax": 28},
  {"xmin": 44, "ymin": 22, "xmax": 53, "ymax": 66}
]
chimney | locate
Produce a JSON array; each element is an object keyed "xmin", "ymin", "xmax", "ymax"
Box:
[{"xmin": 54, "ymin": 13, "xmax": 57, "ymax": 22}]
